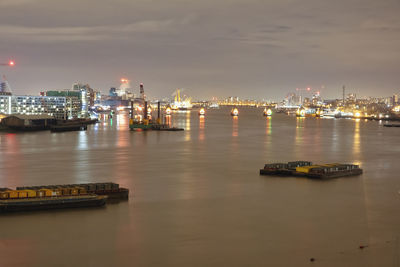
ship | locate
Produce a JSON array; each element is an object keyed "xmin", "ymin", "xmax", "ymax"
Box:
[
  {"xmin": 260, "ymin": 161, "xmax": 363, "ymax": 179},
  {"xmin": 199, "ymin": 107, "xmax": 205, "ymax": 116},
  {"xmin": 296, "ymin": 108, "xmax": 306, "ymax": 117},
  {"xmin": 231, "ymin": 107, "xmax": 239, "ymax": 116},
  {"xmin": 263, "ymin": 108, "xmax": 272, "ymax": 116}
]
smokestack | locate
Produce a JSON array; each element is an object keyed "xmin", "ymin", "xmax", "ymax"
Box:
[{"xmin": 140, "ymin": 83, "xmax": 145, "ymax": 100}]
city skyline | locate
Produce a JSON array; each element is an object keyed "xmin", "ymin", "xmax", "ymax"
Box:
[{"xmin": 1, "ymin": 0, "xmax": 400, "ymax": 99}]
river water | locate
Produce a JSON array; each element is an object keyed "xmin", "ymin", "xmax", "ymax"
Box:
[{"xmin": 1, "ymin": 107, "xmax": 400, "ymax": 267}]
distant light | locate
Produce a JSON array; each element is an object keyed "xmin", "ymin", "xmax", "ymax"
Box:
[
  {"xmin": 9, "ymin": 60, "xmax": 15, "ymax": 66},
  {"xmin": 307, "ymin": 87, "xmax": 311, "ymax": 91},
  {"xmin": 120, "ymin": 78, "xmax": 128, "ymax": 83}
]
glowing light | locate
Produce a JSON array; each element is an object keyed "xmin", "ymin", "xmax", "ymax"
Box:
[
  {"xmin": 9, "ymin": 60, "xmax": 15, "ymax": 66},
  {"xmin": 296, "ymin": 108, "xmax": 305, "ymax": 117},
  {"xmin": 120, "ymin": 78, "xmax": 128, "ymax": 83},
  {"xmin": 165, "ymin": 107, "xmax": 172, "ymax": 115},
  {"xmin": 307, "ymin": 87, "xmax": 311, "ymax": 91},
  {"xmin": 354, "ymin": 112, "xmax": 361, "ymax": 118},
  {"xmin": 199, "ymin": 107, "xmax": 205, "ymax": 116},
  {"xmin": 231, "ymin": 107, "xmax": 239, "ymax": 116},
  {"xmin": 263, "ymin": 108, "xmax": 272, "ymax": 116}
]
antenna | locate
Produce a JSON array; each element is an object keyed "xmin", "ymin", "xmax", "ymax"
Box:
[{"xmin": 342, "ymin": 85, "xmax": 345, "ymax": 106}]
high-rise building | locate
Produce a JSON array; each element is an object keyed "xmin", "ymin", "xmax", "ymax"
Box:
[
  {"xmin": 393, "ymin": 94, "xmax": 398, "ymax": 106},
  {"xmin": 72, "ymin": 83, "xmax": 97, "ymax": 117}
]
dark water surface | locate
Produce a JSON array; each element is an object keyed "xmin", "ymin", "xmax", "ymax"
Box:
[{"xmin": 1, "ymin": 107, "xmax": 400, "ymax": 267}]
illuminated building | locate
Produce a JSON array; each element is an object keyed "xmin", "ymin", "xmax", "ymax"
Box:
[
  {"xmin": 393, "ymin": 94, "xmax": 398, "ymax": 106},
  {"xmin": 46, "ymin": 90, "xmax": 82, "ymax": 118},
  {"xmin": 72, "ymin": 83, "xmax": 97, "ymax": 117},
  {"xmin": 0, "ymin": 95, "xmax": 67, "ymax": 119}
]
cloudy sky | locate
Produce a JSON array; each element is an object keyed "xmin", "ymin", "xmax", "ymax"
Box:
[{"xmin": 0, "ymin": 0, "xmax": 399, "ymax": 100}]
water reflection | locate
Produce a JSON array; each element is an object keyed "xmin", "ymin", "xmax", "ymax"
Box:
[
  {"xmin": 165, "ymin": 115, "xmax": 171, "ymax": 126},
  {"xmin": 265, "ymin": 117, "xmax": 272, "ymax": 136},
  {"xmin": 232, "ymin": 116, "xmax": 238, "ymax": 137},
  {"xmin": 185, "ymin": 112, "xmax": 191, "ymax": 141},
  {"xmin": 1, "ymin": 134, "xmax": 22, "ymax": 185},
  {"xmin": 199, "ymin": 115, "xmax": 205, "ymax": 141},
  {"xmin": 353, "ymin": 119, "xmax": 361, "ymax": 156},
  {"xmin": 75, "ymin": 131, "xmax": 89, "ymax": 182},
  {"xmin": 116, "ymin": 113, "xmax": 128, "ymax": 130},
  {"xmin": 294, "ymin": 117, "xmax": 305, "ymax": 158}
]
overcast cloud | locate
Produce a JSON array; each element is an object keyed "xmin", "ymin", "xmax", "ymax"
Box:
[{"xmin": 0, "ymin": 0, "xmax": 399, "ymax": 100}]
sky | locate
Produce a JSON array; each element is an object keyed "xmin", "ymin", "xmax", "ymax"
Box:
[{"xmin": 0, "ymin": 0, "xmax": 399, "ymax": 100}]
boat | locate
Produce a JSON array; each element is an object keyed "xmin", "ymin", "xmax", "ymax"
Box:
[
  {"xmin": 231, "ymin": 107, "xmax": 239, "ymax": 116},
  {"xmin": 383, "ymin": 124, "xmax": 400, "ymax": 127},
  {"xmin": 50, "ymin": 124, "xmax": 87, "ymax": 132},
  {"xmin": 260, "ymin": 161, "xmax": 363, "ymax": 179},
  {"xmin": 296, "ymin": 108, "xmax": 305, "ymax": 117},
  {"xmin": 263, "ymin": 108, "xmax": 272, "ymax": 116},
  {"xmin": 0, "ymin": 193, "xmax": 106, "ymax": 213},
  {"xmin": 17, "ymin": 182, "xmax": 129, "ymax": 200},
  {"xmin": 199, "ymin": 107, "xmax": 205, "ymax": 116}
]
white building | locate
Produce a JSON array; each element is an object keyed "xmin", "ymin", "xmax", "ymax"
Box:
[{"xmin": 0, "ymin": 95, "xmax": 67, "ymax": 119}]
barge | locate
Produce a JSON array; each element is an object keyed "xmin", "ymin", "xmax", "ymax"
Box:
[
  {"xmin": 0, "ymin": 195, "xmax": 107, "ymax": 213},
  {"xmin": 50, "ymin": 124, "xmax": 87, "ymax": 132},
  {"xmin": 260, "ymin": 161, "xmax": 363, "ymax": 179},
  {"xmin": 17, "ymin": 182, "xmax": 129, "ymax": 200}
]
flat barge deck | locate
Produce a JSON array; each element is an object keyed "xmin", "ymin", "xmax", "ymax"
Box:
[
  {"xmin": 260, "ymin": 161, "xmax": 363, "ymax": 179},
  {"xmin": 17, "ymin": 182, "xmax": 129, "ymax": 200}
]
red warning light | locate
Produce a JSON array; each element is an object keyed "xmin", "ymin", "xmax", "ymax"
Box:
[
  {"xmin": 9, "ymin": 60, "xmax": 15, "ymax": 66},
  {"xmin": 307, "ymin": 87, "xmax": 311, "ymax": 91}
]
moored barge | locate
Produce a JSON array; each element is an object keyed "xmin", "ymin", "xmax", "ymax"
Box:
[
  {"xmin": 260, "ymin": 161, "xmax": 363, "ymax": 179},
  {"xmin": 17, "ymin": 182, "xmax": 129, "ymax": 200},
  {"xmin": 0, "ymin": 195, "xmax": 107, "ymax": 213}
]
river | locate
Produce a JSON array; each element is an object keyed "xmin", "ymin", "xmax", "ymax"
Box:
[{"xmin": 1, "ymin": 107, "xmax": 400, "ymax": 266}]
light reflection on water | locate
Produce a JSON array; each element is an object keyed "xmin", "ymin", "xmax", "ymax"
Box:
[
  {"xmin": 0, "ymin": 108, "xmax": 400, "ymax": 266},
  {"xmin": 199, "ymin": 115, "xmax": 205, "ymax": 141}
]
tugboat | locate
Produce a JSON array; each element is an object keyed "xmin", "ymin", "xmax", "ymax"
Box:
[
  {"xmin": 199, "ymin": 107, "xmax": 205, "ymax": 116},
  {"xmin": 263, "ymin": 108, "xmax": 272, "ymax": 116},
  {"xmin": 231, "ymin": 107, "xmax": 239, "ymax": 116}
]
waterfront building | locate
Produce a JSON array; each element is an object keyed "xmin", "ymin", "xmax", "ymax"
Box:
[
  {"xmin": 0, "ymin": 95, "xmax": 67, "ymax": 119},
  {"xmin": 72, "ymin": 83, "xmax": 97, "ymax": 117},
  {"xmin": 46, "ymin": 90, "xmax": 82, "ymax": 118}
]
